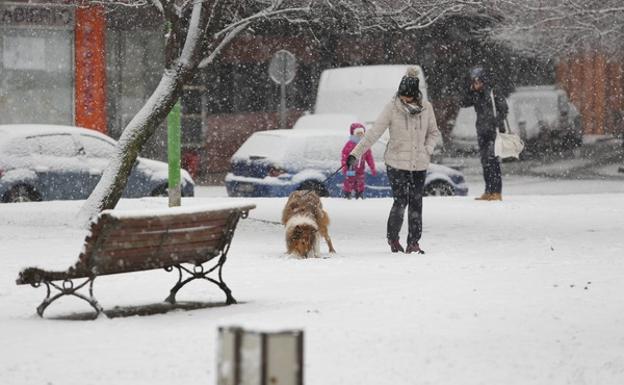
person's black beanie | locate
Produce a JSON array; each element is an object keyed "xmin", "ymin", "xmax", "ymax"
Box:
[{"xmin": 398, "ymin": 67, "xmax": 420, "ymax": 99}]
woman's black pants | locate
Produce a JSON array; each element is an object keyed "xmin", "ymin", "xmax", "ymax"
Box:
[
  {"xmin": 386, "ymin": 166, "xmax": 427, "ymax": 245},
  {"xmin": 477, "ymin": 133, "xmax": 502, "ymax": 194}
]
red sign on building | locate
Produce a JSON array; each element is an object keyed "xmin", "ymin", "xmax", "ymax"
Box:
[{"xmin": 75, "ymin": 5, "xmax": 107, "ymax": 134}]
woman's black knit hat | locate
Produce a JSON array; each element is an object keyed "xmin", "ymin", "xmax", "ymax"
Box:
[{"xmin": 398, "ymin": 67, "xmax": 421, "ymax": 99}]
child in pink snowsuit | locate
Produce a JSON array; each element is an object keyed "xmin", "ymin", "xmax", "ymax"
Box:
[{"xmin": 341, "ymin": 122, "xmax": 376, "ymax": 199}]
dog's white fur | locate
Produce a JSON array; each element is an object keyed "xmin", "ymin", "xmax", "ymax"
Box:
[{"xmin": 284, "ymin": 214, "xmax": 320, "ymax": 258}]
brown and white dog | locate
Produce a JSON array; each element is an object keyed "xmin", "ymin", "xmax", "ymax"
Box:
[{"xmin": 281, "ymin": 190, "xmax": 336, "ymax": 258}]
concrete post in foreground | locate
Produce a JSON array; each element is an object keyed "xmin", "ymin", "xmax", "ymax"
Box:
[{"xmin": 218, "ymin": 326, "xmax": 304, "ymax": 385}]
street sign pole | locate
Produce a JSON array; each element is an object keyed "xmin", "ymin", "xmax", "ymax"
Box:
[
  {"xmin": 280, "ymin": 79, "xmax": 286, "ymax": 130},
  {"xmin": 269, "ymin": 50, "xmax": 296, "ymax": 130}
]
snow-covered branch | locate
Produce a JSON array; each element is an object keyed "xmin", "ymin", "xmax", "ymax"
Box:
[
  {"xmin": 215, "ymin": 5, "xmax": 311, "ymax": 38},
  {"xmin": 198, "ymin": 21, "xmax": 249, "ymax": 68},
  {"xmin": 490, "ymin": 0, "xmax": 624, "ymax": 57}
]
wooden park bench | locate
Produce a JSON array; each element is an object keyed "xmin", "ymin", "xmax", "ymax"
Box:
[{"xmin": 16, "ymin": 202, "xmax": 255, "ymax": 318}]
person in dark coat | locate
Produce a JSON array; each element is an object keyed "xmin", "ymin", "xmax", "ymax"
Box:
[{"xmin": 460, "ymin": 66, "xmax": 508, "ymax": 201}]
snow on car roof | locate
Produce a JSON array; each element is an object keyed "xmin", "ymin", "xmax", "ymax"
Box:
[
  {"xmin": 232, "ymin": 128, "xmax": 353, "ymax": 165},
  {"xmin": 0, "ymin": 124, "xmax": 114, "ymax": 143}
]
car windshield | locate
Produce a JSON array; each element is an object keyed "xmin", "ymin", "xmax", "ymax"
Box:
[
  {"xmin": 80, "ymin": 135, "xmax": 116, "ymax": 158},
  {"xmin": 26, "ymin": 134, "xmax": 77, "ymax": 157}
]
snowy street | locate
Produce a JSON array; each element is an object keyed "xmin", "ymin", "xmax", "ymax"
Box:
[{"xmin": 2, "ymin": 177, "xmax": 624, "ymax": 385}]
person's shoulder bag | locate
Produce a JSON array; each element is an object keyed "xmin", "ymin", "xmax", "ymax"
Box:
[{"xmin": 491, "ymin": 90, "xmax": 524, "ymax": 159}]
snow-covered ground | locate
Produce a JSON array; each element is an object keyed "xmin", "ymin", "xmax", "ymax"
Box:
[{"xmin": 2, "ymin": 177, "xmax": 624, "ymax": 385}]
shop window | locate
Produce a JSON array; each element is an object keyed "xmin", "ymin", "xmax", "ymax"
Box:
[
  {"xmin": 106, "ymin": 29, "xmax": 164, "ymax": 139},
  {"xmin": 0, "ymin": 27, "xmax": 73, "ymax": 125}
]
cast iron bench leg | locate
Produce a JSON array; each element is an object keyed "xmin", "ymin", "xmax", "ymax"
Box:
[
  {"xmin": 34, "ymin": 277, "xmax": 104, "ymax": 318},
  {"xmin": 164, "ymin": 260, "xmax": 236, "ymax": 305}
]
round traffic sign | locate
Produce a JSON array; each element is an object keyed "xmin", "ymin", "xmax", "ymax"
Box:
[{"xmin": 269, "ymin": 49, "xmax": 297, "ymax": 85}]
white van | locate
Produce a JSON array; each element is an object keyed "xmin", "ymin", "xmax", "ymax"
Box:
[{"xmin": 314, "ymin": 65, "xmax": 428, "ymax": 126}]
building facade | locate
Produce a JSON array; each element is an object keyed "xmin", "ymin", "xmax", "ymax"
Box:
[{"xmin": 0, "ymin": 1, "xmax": 164, "ymax": 154}]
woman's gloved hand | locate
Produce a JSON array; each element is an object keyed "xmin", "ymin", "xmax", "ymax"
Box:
[{"xmin": 346, "ymin": 155, "xmax": 357, "ymax": 168}]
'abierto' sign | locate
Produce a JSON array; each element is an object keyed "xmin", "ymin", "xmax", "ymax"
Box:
[{"xmin": 0, "ymin": 4, "xmax": 74, "ymax": 28}]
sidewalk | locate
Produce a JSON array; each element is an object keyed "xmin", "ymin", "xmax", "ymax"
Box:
[{"xmin": 440, "ymin": 137, "xmax": 624, "ymax": 180}]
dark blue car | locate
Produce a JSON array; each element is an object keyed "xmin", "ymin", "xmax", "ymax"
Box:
[
  {"xmin": 225, "ymin": 129, "xmax": 468, "ymax": 198},
  {"xmin": 0, "ymin": 124, "xmax": 194, "ymax": 202}
]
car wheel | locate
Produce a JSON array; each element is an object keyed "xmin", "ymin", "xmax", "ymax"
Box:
[
  {"xmin": 424, "ymin": 181, "xmax": 454, "ymax": 197},
  {"xmin": 4, "ymin": 185, "xmax": 40, "ymax": 203},
  {"xmin": 151, "ymin": 184, "xmax": 168, "ymax": 197},
  {"xmin": 297, "ymin": 180, "xmax": 329, "ymax": 197}
]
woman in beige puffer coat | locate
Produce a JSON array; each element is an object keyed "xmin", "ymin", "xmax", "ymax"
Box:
[{"xmin": 347, "ymin": 67, "xmax": 440, "ymax": 254}]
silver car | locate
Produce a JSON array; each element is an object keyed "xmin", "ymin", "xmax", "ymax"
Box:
[{"xmin": 0, "ymin": 124, "xmax": 194, "ymax": 203}]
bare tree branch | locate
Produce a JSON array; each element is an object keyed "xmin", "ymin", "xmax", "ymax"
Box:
[{"xmin": 490, "ymin": 0, "xmax": 624, "ymax": 58}]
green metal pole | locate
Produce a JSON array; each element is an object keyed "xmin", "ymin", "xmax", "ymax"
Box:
[{"xmin": 167, "ymin": 100, "xmax": 182, "ymax": 207}]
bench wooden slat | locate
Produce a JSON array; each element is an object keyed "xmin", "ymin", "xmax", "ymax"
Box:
[
  {"xmin": 97, "ymin": 229, "xmax": 227, "ymax": 253},
  {"xmin": 94, "ymin": 237, "xmax": 222, "ymax": 263},
  {"xmin": 110, "ymin": 218, "xmax": 231, "ymax": 233},
  {"xmin": 110, "ymin": 216, "xmax": 230, "ymax": 231},
  {"xmin": 105, "ymin": 211, "xmax": 232, "ymax": 230},
  {"xmin": 93, "ymin": 245, "xmax": 221, "ymax": 275},
  {"xmin": 91, "ymin": 252, "xmax": 215, "ymax": 276},
  {"xmin": 103, "ymin": 222, "xmax": 229, "ymax": 240}
]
